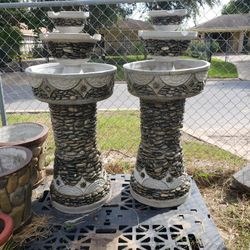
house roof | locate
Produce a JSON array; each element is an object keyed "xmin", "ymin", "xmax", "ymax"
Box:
[
  {"xmin": 113, "ymin": 18, "xmax": 153, "ymax": 30},
  {"xmin": 193, "ymin": 14, "xmax": 250, "ymax": 32}
]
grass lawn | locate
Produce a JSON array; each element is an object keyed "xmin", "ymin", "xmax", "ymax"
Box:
[
  {"xmin": 5, "ymin": 111, "xmax": 249, "ymax": 249},
  {"xmin": 208, "ymin": 57, "xmax": 238, "ymax": 78},
  {"xmin": 94, "ymin": 55, "xmax": 238, "ymax": 80}
]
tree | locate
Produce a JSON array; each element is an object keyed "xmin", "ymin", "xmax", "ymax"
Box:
[
  {"xmin": 146, "ymin": 0, "xmax": 218, "ymax": 19},
  {"xmin": 86, "ymin": 4, "xmax": 136, "ymax": 34},
  {"xmin": 0, "ymin": 0, "xmax": 24, "ymax": 67},
  {"xmin": 222, "ymin": 0, "xmax": 250, "ymax": 14}
]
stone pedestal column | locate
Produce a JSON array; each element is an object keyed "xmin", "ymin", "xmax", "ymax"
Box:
[
  {"xmin": 123, "ymin": 59, "xmax": 210, "ymax": 208},
  {"xmin": 49, "ymin": 103, "xmax": 110, "ymax": 213},
  {"xmin": 26, "ymin": 62, "xmax": 116, "ymax": 214},
  {"xmin": 130, "ymin": 99, "xmax": 190, "ymax": 207}
]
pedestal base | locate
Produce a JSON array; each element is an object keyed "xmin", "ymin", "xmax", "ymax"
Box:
[
  {"xmin": 131, "ymin": 99, "xmax": 191, "ymax": 207},
  {"xmin": 130, "ymin": 187, "xmax": 190, "ymax": 208},
  {"xmin": 51, "ymin": 190, "xmax": 111, "ymax": 214},
  {"xmin": 49, "ymin": 103, "xmax": 110, "ymax": 213}
]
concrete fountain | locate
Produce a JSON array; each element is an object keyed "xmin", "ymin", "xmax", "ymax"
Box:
[
  {"xmin": 26, "ymin": 10, "xmax": 116, "ymax": 214},
  {"xmin": 124, "ymin": 8, "xmax": 210, "ymax": 207}
]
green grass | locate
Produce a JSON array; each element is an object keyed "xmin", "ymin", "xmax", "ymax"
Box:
[
  {"xmin": 208, "ymin": 58, "xmax": 238, "ymax": 78},
  {"xmin": 93, "ymin": 55, "xmax": 238, "ymax": 80},
  {"xmin": 93, "ymin": 55, "xmax": 145, "ymax": 80},
  {"xmin": 6, "ymin": 111, "xmax": 245, "ymax": 167}
]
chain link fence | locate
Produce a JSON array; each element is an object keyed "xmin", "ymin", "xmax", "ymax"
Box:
[{"xmin": 0, "ymin": 0, "xmax": 249, "ymax": 165}]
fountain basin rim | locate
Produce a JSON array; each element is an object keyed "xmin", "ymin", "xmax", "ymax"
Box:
[
  {"xmin": 25, "ymin": 62, "xmax": 117, "ymax": 78},
  {"xmin": 139, "ymin": 30, "xmax": 197, "ymax": 40},
  {"xmin": 0, "ymin": 122, "xmax": 49, "ymax": 147},
  {"xmin": 47, "ymin": 11, "xmax": 89, "ymax": 19},
  {"xmin": 40, "ymin": 33, "xmax": 101, "ymax": 43},
  {"xmin": 0, "ymin": 146, "xmax": 32, "ymax": 178},
  {"xmin": 149, "ymin": 9, "xmax": 187, "ymax": 17},
  {"xmin": 54, "ymin": 26, "xmax": 85, "ymax": 33},
  {"xmin": 123, "ymin": 59, "xmax": 210, "ymax": 75},
  {"xmin": 153, "ymin": 25, "xmax": 179, "ymax": 31}
]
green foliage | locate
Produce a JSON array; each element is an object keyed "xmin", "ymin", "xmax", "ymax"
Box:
[
  {"xmin": 208, "ymin": 58, "xmax": 238, "ymax": 78},
  {"xmin": 146, "ymin": 0, "xmax": 219, "ymax": 18},
  {"xmin": 222, "ymin": 0, "xmax": 250, "ymax": 14},
  {"xmin": 0, "ymin": 0, "xmax": 24, "ymax": 66},
  {"xmin": 131, "ymin": 42, "xmax": 146, "ymax": 56},
  {"xmin": 187, "ymin": 40, "xmax": 219, "ymax": 61},
  {"xmin": 87, "ymin": 4, "xmax": 136, "ymax": 34}
]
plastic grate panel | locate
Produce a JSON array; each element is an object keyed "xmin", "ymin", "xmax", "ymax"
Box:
[{"xmin": 22, "ymin": 175, "xmax": 225, "ymax": 250}]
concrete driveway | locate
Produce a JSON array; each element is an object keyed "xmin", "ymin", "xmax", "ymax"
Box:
[
  {"xmin": 1, "ymin": 72, "xmax": 250, "ymax": 160},
  {"xmin": 215, "ymin": 54, "xmax": 250, "ymax": 80}
]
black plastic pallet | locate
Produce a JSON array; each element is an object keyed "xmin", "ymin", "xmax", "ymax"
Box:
[{"xmin": 23, "ymin": 175, "xmax": 225, "ymax": 250}]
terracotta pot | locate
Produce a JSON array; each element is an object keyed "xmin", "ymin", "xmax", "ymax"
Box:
[
  {"xmin": 0, "ymin": 123, "xmax": 49, "ymax": 188},
  {"xmin": 0, "ymin": 146, "xmax": 33, "ymax": 230},
  {"xmin": 0, "ymin": 213, "xmax": 13, "ymax": 249}
]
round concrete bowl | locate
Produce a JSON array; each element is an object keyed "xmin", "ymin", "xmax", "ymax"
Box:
[
  {"xmin": 25, "ymin": 62, "xmax": 117, "ymax": 105},
  {"xmin": 0, "ymin": 123, "xmax": 49, "ymax": 188},
  {"xmin": 123, "ymin": 59, "xmax": 210, "ymax": 101},
  {"xmin": 40, "ymin": 33, "xmax": 101, "ymax": 60},
  {"xmin": 0, "ymin": 146, "xmax": 33, "ymax": 230}
]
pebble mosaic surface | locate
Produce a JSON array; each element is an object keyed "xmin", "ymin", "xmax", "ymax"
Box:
[
  {"xmin": 49, "ymin": 103, "xmax": 110, "ymax": 206},
  {"xmin": 131, "ymin": 99, "xmax": 191, "ymax": 200},
  {"xmin": 142, "ymin": 39, "xmax": 190, "ymax": 56},
  {"xmin": 151, "ymin": 15, "xmax": 185, "ymax": 25},
  {"xmin": 0, "ymin": 163, "xmax": 32, "ymax": 230},
  {"xmin": 47, "ymin": 42, "xmax": 94, "ymax": 59}
]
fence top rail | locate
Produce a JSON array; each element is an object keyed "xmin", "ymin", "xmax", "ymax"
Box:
[{"xmin": 0, "ymin": 0, "xmax": 170, "ymax": 9}]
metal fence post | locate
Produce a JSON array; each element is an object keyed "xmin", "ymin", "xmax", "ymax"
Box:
[{"xmin": 0, "ymin": 73, "xmax": 7, "ymax": 126}]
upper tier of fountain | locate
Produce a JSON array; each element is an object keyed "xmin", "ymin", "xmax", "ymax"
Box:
[
  {"xmin": 41, "ymin": 10, "xmax": 101, "ymax": 62},
  {"xmin": 139, "ymin": 8, "xmax": 197, "ymax": 57}
]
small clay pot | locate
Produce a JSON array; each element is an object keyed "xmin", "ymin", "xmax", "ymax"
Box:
[
  {"xmin": 0, "ymin": 213, "xmax": 13, "ymax": 249},
  {"xmin": 0, "ymin": 123, "xmax": 49, "ymax": 188},
  {"xmin": 0, "ymin": 146, "xmax": 33, "ymax": 231}
]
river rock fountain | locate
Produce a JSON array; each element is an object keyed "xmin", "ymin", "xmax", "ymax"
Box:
[
  {"xmin": 26, "ymin": 10, "xmax": 116, "ymax": 214},
  {"xmin": 124, "ymin": 8, "xmax": 210, "ymax": 207}
]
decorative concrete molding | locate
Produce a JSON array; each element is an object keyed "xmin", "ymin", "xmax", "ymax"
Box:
[
  {"xmin": 53, "ymin": 171, "xmax": 108, "ymax": 197},
  {"xmin": 133, "ymin": 168, "xmax": 189, "ymax": 190},
  {"xmin": 124, "ymin": 59, "xmax": 210, "ymax": 100},
  {"xmin": 26, "ymin": 63, "xmax": 116, "ymax": 104}
]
